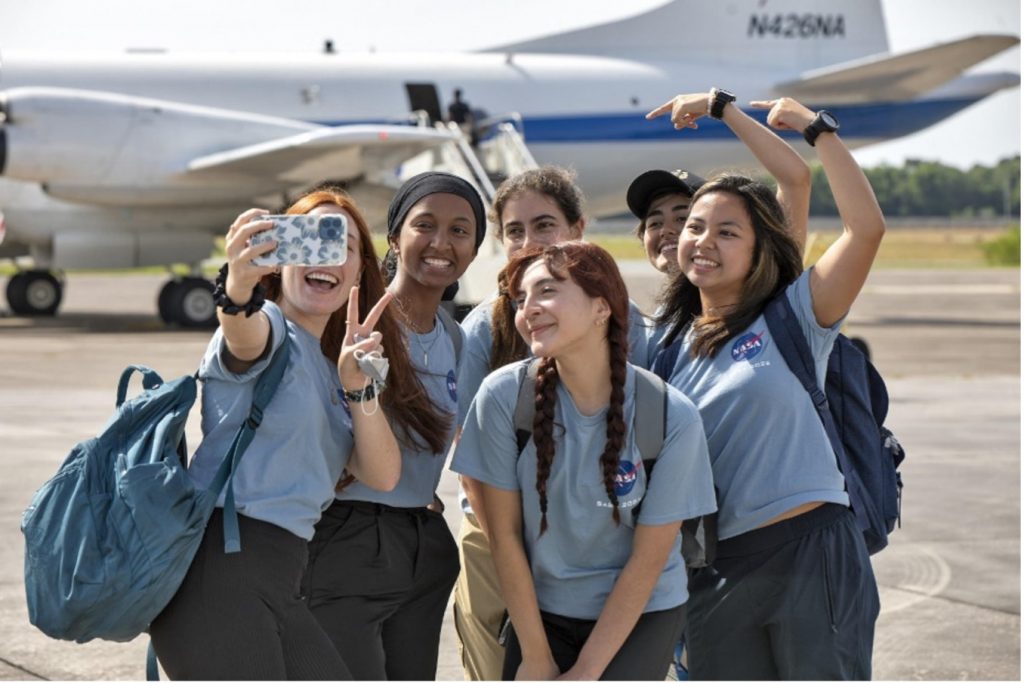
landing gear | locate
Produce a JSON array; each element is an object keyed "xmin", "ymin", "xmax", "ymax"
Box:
[
  {"xmin": 157, "ymin": 277, "xmax": 217, "ymax": 328},
  {"xmin": 6, "ymin": 270, "xmax": 63, "ymax": 316}
]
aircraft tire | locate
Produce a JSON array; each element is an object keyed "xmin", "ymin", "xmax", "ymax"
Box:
[
  {"xmin": 6, "ymin": 270, "xmax": 63, "ymax": 316},
  {"xmin": 157, "ymin": 279, "xmax": 182, "ymax": 324},
  {"xmin": 168, "ymin": 277, "xmax": 217, "ymax": 328}
]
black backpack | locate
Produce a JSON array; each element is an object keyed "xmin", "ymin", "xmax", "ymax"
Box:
[{"xmin": 764, "ymin": 294, "xmax": 905, "ymax": 554}]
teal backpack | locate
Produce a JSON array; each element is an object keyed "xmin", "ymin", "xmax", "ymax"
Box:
[{"xmin": 21, "ymin": 338, "xmax": 290, "ymax": 648}]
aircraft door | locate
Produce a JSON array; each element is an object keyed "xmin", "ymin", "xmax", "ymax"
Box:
[{"xmin": 405, "ymin": 83, "xmax": 443, "ymax": 125}]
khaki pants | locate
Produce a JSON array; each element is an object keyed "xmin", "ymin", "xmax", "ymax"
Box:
[{"xmin": 453, "ymin": 512, "xmax": 506, "ymax": 680}]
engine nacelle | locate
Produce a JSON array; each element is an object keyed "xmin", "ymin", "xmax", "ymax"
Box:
[{"xmin": 0, "ymin": 87, "xmax": 314, "ymax": 202}]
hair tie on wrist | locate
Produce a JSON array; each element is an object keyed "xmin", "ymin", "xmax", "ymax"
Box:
[{"xmin": 213, "ymin": 263, "xmax": 266, "ymax": 317}]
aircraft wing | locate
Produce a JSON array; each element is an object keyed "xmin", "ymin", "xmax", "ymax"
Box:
[
  {"xmin": 186, "ymin": 125, "xmax": 457, "ymax": 185},
  {"xmin": 774, "ymin": 34, "xmax": 1020, "ymax": 103},
  {"xmin": 0, "ymin": 87, "xmax": 462, "ymax": 209}
]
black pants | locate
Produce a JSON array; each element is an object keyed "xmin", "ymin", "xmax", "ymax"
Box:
[
  {"xmin": 502, "ymin": 605, "xmax": 686, "ymax": 681},
  {"xmin": 150, "ymin": 510, "xmax": 351, "ymax": 680},
  {"xmin": 685, "ymin": 504, "xmax": 880, "ymax": 680},
  {"xmin": 303, "ymin": 500, "xmax": 461, "ymax": 680}
]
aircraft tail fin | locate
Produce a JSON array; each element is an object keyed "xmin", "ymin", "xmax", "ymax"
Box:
[
  {"xmin": 775, "ymin": 34, "xmax": 1021, "ymax": 103},
  {"xmin": 482, "ymin": 0, "xmax": 889, "ymax": 71}
]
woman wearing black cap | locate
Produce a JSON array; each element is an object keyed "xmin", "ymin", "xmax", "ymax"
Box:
[{"xmin": 302, "ymin": 172, "xmax": 487, "ymax": 680}]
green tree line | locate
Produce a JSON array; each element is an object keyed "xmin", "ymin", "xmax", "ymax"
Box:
[{"xmin": 806, "ymin": 155, "xmax": 1020, "ymax": 217}]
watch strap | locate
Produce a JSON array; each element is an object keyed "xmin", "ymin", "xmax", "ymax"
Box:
[
  {"xmin": 803, "ymin": 110, "xmax": 839, "ymax": 147},
  {"xmin": 708, "ymin": 88, "xmax": 736, "ymax": 120}
]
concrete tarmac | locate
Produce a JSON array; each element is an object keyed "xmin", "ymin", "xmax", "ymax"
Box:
[{"xmin": 0, "ymin": 267, "xmax": 1018, "ymax": 680}]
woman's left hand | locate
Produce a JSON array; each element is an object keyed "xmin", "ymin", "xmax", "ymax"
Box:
[
  {"xmin": 750, "ymin": 97, "xmax": 816, "ymax": 132},
  {"xmin": 338, "ymin": 287, "xmax": 394, "ymax": 390},
  {"xmin": 645, "ymin": 92, "xmax": 711, "ymax": 130}
]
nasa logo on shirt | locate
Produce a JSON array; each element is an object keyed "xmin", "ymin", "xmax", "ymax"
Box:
[
  {"xmin": 614, "ymin": 460, "xmax": 638, "ymax": 496},
  {"xmin": 446, "ymin": 369, "xmax": 458, "ymax": 402},
  {"xmin": 731, "ymin": 331, "xmax": 766, "ymax": 362}
]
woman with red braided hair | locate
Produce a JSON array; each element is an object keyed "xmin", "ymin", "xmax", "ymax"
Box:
[{"xmin": 451, "ymin": 242, "xmax": 716, "ymax": 680}]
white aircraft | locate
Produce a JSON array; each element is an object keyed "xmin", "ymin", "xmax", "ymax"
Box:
[{"xmin": 0, "ymin": 0, "xmax": 1018, "ymax": 325}]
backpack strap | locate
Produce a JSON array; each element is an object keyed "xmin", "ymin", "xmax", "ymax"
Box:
[
  {"xmin": 205, "ymin": 335, "xmax": 292, "ymax": 553},
  {"xmin": 651, "ymin": 335, "xmax": 682, "ymax": 382},
  {"xmin": 631, "ymin": 367, "xmax": 667, "ymax": 521},
  {"xmin": 514, "ymin": 359, "xmax": 542, "ymax": 454},
  {"xmin": 438, "ymin": 306, "xmax": 463, "ymax": 372},
  {"xmin": 763, "ymin": 293, "xmax": 869, "ymax": 534},
  {"xmin": 115, "ymin": 366, "xmax": 165, "ymax": 407},
  {"xmin": 515, "ymin": 362, "xmax": 666, "ymax": 460},
  {"xmin": 633, "ymin": 367, "xmax": 666, "ymax": 463}
]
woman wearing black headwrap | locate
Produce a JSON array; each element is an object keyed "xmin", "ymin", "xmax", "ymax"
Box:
[{"xmin": 303, "ymin": 172, "xmax": 485, "ymax": 680}]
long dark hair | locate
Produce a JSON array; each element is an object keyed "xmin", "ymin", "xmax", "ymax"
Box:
[
  {"xmin": 656, "ymin": 174, "xmax": 803, "ymax": 357},
  {"xmin": 505, "ymin": 242, "xmax": 630, "ymax": 535},
  {"xmin": 489, "ymin": 167, "xmax": 586, "ymax": 371},
  {"xmin": 262, "ymin": 187, "xmax": 451, "ymax": 455}
]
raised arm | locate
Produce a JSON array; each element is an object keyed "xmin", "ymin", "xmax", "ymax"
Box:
[
  {"xmin": 339, "ymin": 288, "xmax": 401, "ymax": 492},
  {"xmin": 219, "ymin": 208, "xmax": 278, "ymax": 372},
  {"xmin": 763, "ymin": 101, "xmax": 885, "ymax": 327},
  {"xmin": 482, "ymin": 484, "xmax": 560, "ymax": 680},
  {"xmin": 556, "ymin": 521, "xmax": 681, "ymax": 680},
  {"xmin": 646, "ymin": 91, "xmax": 811, "ymax": 250}
]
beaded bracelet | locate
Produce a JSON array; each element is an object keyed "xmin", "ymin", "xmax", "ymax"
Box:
[
  {"xmin": 343, "ymin": 380, "xmax": 385, "ymax": 403},
  {"xmin": 213, "ymin": 263, "xmax": 266, "ymax": 317}
]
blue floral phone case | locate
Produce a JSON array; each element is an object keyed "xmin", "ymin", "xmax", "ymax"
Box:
[{"xmin": 250, "ymin": 214, "xmax": 348, "ymax": 266}]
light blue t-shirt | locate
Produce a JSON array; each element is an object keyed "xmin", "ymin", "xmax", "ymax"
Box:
[
  {"xmin": 455, "ymin": 292, "xmax": 656, "ymax": 514},
  {"xmin": 666, "ymin": 269, "xmax": 849, "ymax": 540},
  {"xmin": 188, "ymin": 301, "xmax": 354, "ymax": 541},
  {"xmin": 452, "ymin": 361, "xmax": 716, "ymax": 620},
  {"xmin": 337, "ymin": 313, "xmax": 462, "ymax": 508}
]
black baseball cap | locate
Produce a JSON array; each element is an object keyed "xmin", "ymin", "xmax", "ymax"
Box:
[{"xmin": 626, "ymin": 169, "xmax": 707, "ymax": 219}]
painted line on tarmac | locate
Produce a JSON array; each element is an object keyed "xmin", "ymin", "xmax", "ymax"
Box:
[
  {"xmin": 0, "ymin": 656, "xmax": 46, "ymax": 681},
  {"xmin": 877, "ymin": 544, "xmax": 953, "ymax": 615}
]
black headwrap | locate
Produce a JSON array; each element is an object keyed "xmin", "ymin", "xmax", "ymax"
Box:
[{"xmin": 383, "ymin": 172, "xmax": 487, "ymax": 286}]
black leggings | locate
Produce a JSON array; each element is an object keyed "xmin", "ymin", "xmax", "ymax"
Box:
[
  {"xmin": 303, "ymin": 500, "xmax": 461, "ymax": 680},
  {"xmin": 150, "ymin": 510, "xmax": 351, "ymax": 680},
  {"xmin": 502, "ymin": 605, "xmax": 686, "ymax": 681}
]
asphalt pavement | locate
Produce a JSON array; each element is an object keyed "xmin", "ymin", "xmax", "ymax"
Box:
[{"xmin": 0, "ymin": 266, "xmax": 1018, "ymax": 680}]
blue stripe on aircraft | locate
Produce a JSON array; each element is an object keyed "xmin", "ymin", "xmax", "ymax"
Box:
[
  {"xmin": 518, "ymin": 97, "xmax": 986, "ymax": 142},
  {"xmin": 312, "ymin": 97, "xmax": 984, "ymax": 143}
]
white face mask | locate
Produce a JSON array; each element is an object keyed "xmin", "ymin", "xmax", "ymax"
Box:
[{"xmin": 354, "ymin": 348, "xmax": 389, "ymax": 385}]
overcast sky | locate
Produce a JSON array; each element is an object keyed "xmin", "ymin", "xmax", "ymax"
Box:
[{"xmin": 0, "ymin": 0, "xmax": 1019, "ymax": 169}]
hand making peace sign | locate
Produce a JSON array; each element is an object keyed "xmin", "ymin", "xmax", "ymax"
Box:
[{"xmin": 338, "ymin": 287, "xmax": 394, "ymax": 391}]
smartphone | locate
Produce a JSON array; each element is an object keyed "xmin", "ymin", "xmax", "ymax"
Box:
[{"xmin": 249, "ymin": 214, "xmax": 348, "ymax": 267}]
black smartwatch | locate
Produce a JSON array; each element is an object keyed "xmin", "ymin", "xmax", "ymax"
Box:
[
  {"xmin": 708, "ymin": 88, "xmax": 736, "ymax": 120},
  {"xmin": 803, "ymin": 110, "xmax": 840, "ymax": 146}
]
